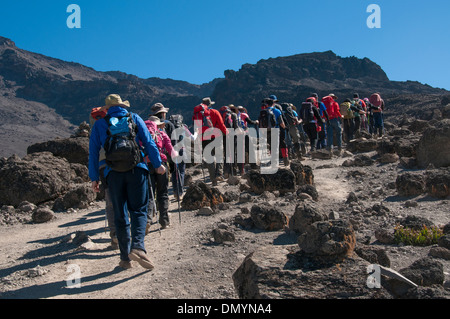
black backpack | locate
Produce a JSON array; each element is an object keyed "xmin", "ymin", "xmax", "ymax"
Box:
[
  {"xmin": 103, "ymin": 113, "xmax": 142, "ymax": 172},
  {"xmin": 258, "ymin": 108, "xmax": 277, "ymax": 129},
  {"xmin": 169, "ymin": 114, "xmax": 184, "ymax": 129},
  {"xmin": 301, "ymin": 102, "xmax": 315, "ymax": 123},
  {"xmin": 283, "ymin": 104, "xmax": 298, "ymax": 127}
]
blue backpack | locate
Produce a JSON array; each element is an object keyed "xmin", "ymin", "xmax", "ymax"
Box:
[{"xmin": 104, "ymin": 113, "xmax": 142, "ymax": 172}]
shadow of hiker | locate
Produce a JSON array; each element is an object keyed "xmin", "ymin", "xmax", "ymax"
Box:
[{"xmin": 1, "ymin": 267, "xmax": 149, "ymax": 299}]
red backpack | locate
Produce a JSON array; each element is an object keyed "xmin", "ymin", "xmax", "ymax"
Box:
[
  {"xmin": 369, "ymin": 93, "xmax": 382, "ymax": 107},
  {"xmin": 193, "ymin": 104, "xmax": 213, "ymax": 129}
]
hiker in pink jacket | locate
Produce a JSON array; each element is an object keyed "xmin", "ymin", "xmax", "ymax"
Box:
[{"xmin": 144, "ymin": 116, "xmax": 178, "ymax": 230}]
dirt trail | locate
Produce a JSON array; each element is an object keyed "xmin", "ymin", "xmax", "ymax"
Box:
[{"xmin": 3, "ymin": 154, "xmax": 446, "ymax": 300}]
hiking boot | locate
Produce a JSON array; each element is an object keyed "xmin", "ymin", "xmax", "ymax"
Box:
[
  {"xmin": 283, "ymin": 157, "xmax": 290, "ymax": 166},
  {"xmin": 128, "ymin": 249, "xmax": 155, "ymax": 270},
  {"xmin": 119, "ymin": 260, "xmax": 132, "ymax": 270},
  {"xmin": 212, "ymin": 179, "xmax": 218, "ymax": 186},
  {"xmin": 110, "ymin": 237, "xmax": 119, "ymax": 250},
  {"xmin": 161, "ymin": 222, "xmax": 171, "ymax": 229},
  {"xmin": 216, "ymin": 176, "xmax": 225, "ymax": 182}
]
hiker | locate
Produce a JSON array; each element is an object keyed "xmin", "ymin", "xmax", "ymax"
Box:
[
  {"xmin": 220, "ymin": 105, "xmax": 242, "ymax": 177},
  {"xmin": 364, "ymin": 97, "xmax": 376, "ymax": 135},
  {"xmin": 351, "ymin": 94, "xmax": 366, "ymax": 137},
  {"xmin": 270, "ymin": 95, "xmax": 290, "ymax": 166},
  {"xmin": 322, "ymin": 93, "xmax": 343, "ymax": 154},
  {"xmin": 145, "ymin": 116, "xmax": 177, "ymax": 230},
  {"xmin": 281, "ymin": 102, "xmax": 304, "ymax": 159},
  {"xmin": 192, "ymin": 97, "xmax": 228, "ymax": 186},
  {"xmin": 89, "ymin": 106, "xmax": 117, "ymax": 250},
  {"xmin": 89, "ymin": 94, "xmax": 166, "ymax": 270},
  {"xmin": 369, "ymin": 93, "xmax": 385, "ymax": 137},
  {"xmin": 299, "ymin": 98, "xmax": 324, "ymax": 153},
  {"xmin": 149, "ymin": 103, "xmax": 181, "ymax": 197},
  {"xmin": 236, "ymin": 105, "xmax": 259, "ymax": 169},
  {"xmin": 167, "ymin": 113, "xmax": 189, "ymax": 201},
  {"xmin": 353, "ymin": 93, "xmax": 367, "ymax": 132},
  {"xmin": 310, "ymin": 93, "xmax": 330, "ymax": 150},
  {"xmin": 258, "ymin": 97, "xmax": 288, "ymax": 165},
  {"xmin": 340, "ymin": 98, "xmax": 355, "ymax": 142}
]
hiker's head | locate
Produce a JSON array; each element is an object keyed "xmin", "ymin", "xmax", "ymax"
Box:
[
  {"xmin": 149, "ymin": 115, "xmax": 165, "ymax": 128},
  {"xmin": 202, "ymin": 97, "xmax": 215, "ymax": 107},
  {"xmin": 269, "ymin": 95, "xmax": 278, "ymax": 102},
  {"xmin": 151, "ymin": 103, "xmax": 169, "ymax": 119},
  {"xmin": 344, "ymin": 98, "xmax": 351, "ymax": 103},
  {"xmin": 105, "ymin": 94, "xmax": 130, "ymax": 108},
  {"xmin": 329, "ymin": 94, "xmax": 338, "ymax": 100},
  {"xmin": 266, "ymin": 98, "xmax": 274, "ymax": 107},
  {"xmin": 311, "ymin": 93, "xmax": 319, "ymax": 100},
  {"xmin": 353, "ymin": 93, "xmax": 359, "ymax": 99},
  {"xmin": 238, "ymin": 106, "xmax": 247, "ymax": 113}
]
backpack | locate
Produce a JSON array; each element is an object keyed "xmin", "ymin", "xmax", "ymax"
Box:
[
  {"xmin": 301, "ymin": 102, "xmax": 315, "ymax": 123},
  {"xmin": 369, "ymin": 93, "xmax": 382, "ymax": 107},
  {"xmin": 284, "ymin": 106, "xmax": 298, "ymax": 126},
  {"xmin": 258, "ymin": 107, "xmax": 277, "ymax": 129},
  {"xmin": 169, "ymin": 114, "xmax": 184, "ymax": 142},
  {"xmin": 219, "ymin": 106, "xmax": 235, "ymax": 129},
  {"xmin": 169, "ymin": 114, "xmax": 183, "ymax": 129},
  {"xmin": 340, "ymin": 102, "xmax": 353, "ymax": 119},
  {"xmin": 193, "ymin": 104, "xmax": 213, "ymax": 128},
  {"xmin": 103, "ymin": 113, "xmax": 142, "ymax": 172}
]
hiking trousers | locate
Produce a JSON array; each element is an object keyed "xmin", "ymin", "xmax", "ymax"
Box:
[
  {"xmin": 107, "ymin": 167, "xmax": 149, "ymax": 262},
  {"xmin": 303, "ymin": 123, "xmax": 318, "ymax": 151},
  {"xmin": 343, "ymin": 118, "xmax": 355, "ymax": 142},
  {"xmin": 326, "ymin": 118, "xmax": 342, "ymax": 150},
  {"xmin": 149, "ymin": 162, "xmax": 170, "ymax": 227}
]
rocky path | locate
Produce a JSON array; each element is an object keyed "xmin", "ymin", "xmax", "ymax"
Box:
[{"xmin": 0, "ymin": 154, "xmax": 448, "ymax": 300}]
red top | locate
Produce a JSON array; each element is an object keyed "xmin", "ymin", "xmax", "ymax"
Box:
[
  {"xmin": 321, "ymin": 96, "xmax": 342, "ymax": 120},
  {"xmin": 193, "ymin": 104, "xmax": 228, "ymax": 141}
]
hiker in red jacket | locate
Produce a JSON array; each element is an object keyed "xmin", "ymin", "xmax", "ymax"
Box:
[
  {"xmin": 322, "ymin": 94, "xmax": 343, "ymax": 155},
  {"xmin": 192, "ymin": 97, "xmax": 228, "ymax": 186}
]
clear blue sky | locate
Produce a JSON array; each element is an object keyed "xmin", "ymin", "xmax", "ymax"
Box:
[{"xmin": 1, "ymin": 0, "xmax": 449, "ymax": 90}]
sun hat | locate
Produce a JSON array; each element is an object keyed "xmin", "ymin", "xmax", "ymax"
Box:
[
  {"xmin": 202, "ymin": 97, "xmax": 215, "ymax": 106},
  {"xmin": 149, "ymin": 116, "xmax": 165, "ymax": 126},
  {"xmin": 105, "ymin": 94, "xmax": 130, "ymax": 108},
  {"xmin": 151, "ymin": 102, "xmax": 169, "ymax": 115}
]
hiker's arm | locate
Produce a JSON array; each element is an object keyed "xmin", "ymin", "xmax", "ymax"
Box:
[
  {"xmin": 88, "ymin": 122, "xmax": 102, "ymax": 182},
  {"xmin": 134, "ymin": 115, "xmax": 163, "ymax": 171}
]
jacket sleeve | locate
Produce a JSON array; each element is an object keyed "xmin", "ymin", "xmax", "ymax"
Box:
[
  {"xmin": 161, "ymin": 130, "xmax": 175, "ymax": 158},
  {"xmin": 313, "ymin": 107, "xmax": 324, "ymax": 125},
  {"xmin": 88, "ymin": 121, "xmax": 102, "ymax": 182},
  {"xmin": 211, "ymin": 109, "xmax": 229, "ymax": 135},
  {"xmin": 134, "ymin": 114, "xmax": 162, "ymax": 169}
]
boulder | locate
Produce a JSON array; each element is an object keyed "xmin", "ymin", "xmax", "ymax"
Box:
[
  {"xmin": 298, "ymin": 219, "xmax": 356, "ymax": 263},
  {"xmin": 395, "ymin": 172, "xmax": 426, "ymax": 196},
  {"xmin": 399, "ymin": 258, "xmax": 445, "ymax": 287},
  {"xmin": 27, "ymin": 137, "xmax": 90, "ymax": 166},
  {"xmin": 289, "ymin": 201, "xmax": 327, "ymax": 234},
  {"xmin": 296, "ymin": 185, "xmax": 319, "ymax": 201},
  {"xmin": 232, "ymin": 245, "xmax": 392, "ymax": 299},
  {"xmin": 342, "ymin": 154, "xmax": 375, "ymax": 167},
  {"xmin": 32, "ymin": 207, "xmax": 55, "ymax": 223},
  {"xmin": 346, "ymin": 138, "xmax": 378, "ymax": 153},
  {"xmin": 0, "ymin": 152, "xmax": 73, "ymax": 207},
  {"xmin": 424, "ymin": 169, "xmax": 450, "ymax": 198},
  {"xmin": 416, "ymin": 119, "xmax": 450, "ymax": 168},
  {"xmin": 212, "ymin": 228, "xmax": 235, "ymax": 244},
  {"xmin": 181, "ymin": 181, "xmax": 223, "ymax": 210},
  {"xmin": 250, "ymin": 203, "xmax": 288, "ymax": 231},
  {"xmin": 246, "ymin": 168, "xmax": 296, "ymax": 195},
  {"xmin": 288, "ymin": 160, "xmax": 314, "ymax": 186},
  {"xmin": 52, "ymin": 184, "xmax": 96, "ymax": 211}
]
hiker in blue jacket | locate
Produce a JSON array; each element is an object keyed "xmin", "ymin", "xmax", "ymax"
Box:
[{"xmin": 89, "ymin": 94, "xmax": 165, "ymax": 270}]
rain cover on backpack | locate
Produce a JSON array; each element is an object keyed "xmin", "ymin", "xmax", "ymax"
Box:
[{"xmin": 104, "ymin": 113, "xmax": 142, "ymax": 172}]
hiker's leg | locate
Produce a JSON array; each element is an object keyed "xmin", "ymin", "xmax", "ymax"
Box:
[
  {"xmin": 107, "ymin": 171, "xmax": 131, "ymax": 262},
  {"xmin": 156, "ymin": 164, "xmax": 170, "ymax": 226},
  {"xmin": 326, "ymin": 121, "xmax": 334, "ymax": 150},
  {"xmin": 125, "ymin": 168, "xmax": 149, "ymax": 253}
]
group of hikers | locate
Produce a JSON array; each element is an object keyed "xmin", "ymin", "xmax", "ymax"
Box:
[{"xmin": 88, "ymin": 91, "xmax": 385, "ymax": 270}]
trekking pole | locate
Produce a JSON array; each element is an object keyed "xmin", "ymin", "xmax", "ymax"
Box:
[
  {"xmin": 148, "ymin": 175, "xmax": 161, "ymax": 236},
  {"xmin": 174, "ymin": 158, "xmax": 182, "ymax": 224}
]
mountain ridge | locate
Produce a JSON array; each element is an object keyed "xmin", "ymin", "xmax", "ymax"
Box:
[{"xmin": 0, "ymin": 35, "xmax": 448, "ymax": 157}]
